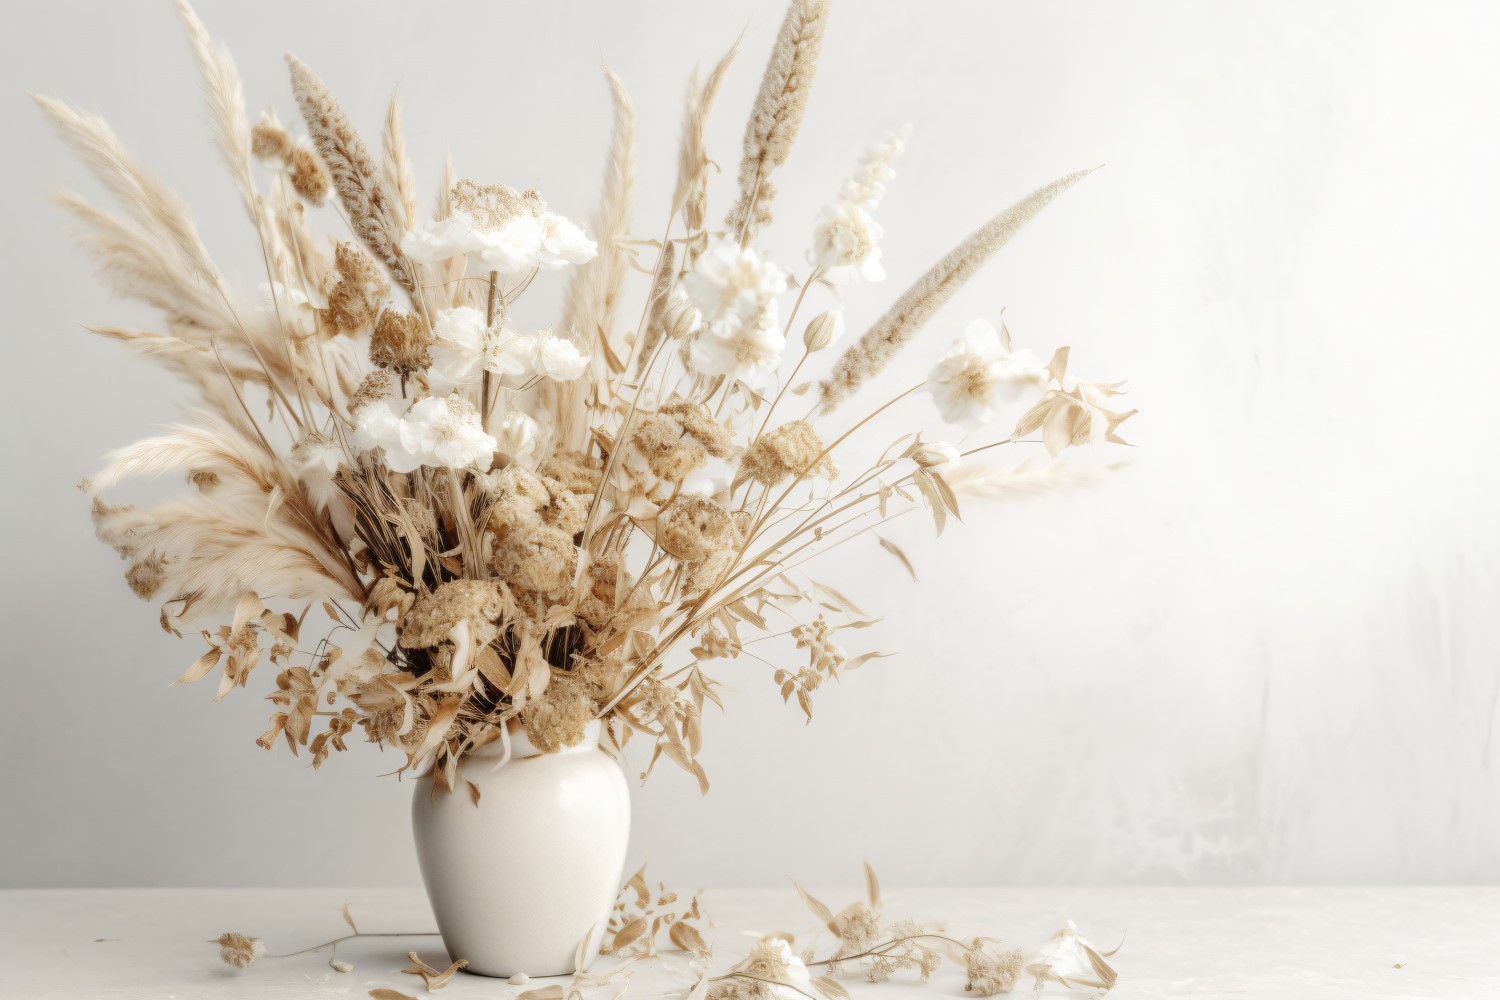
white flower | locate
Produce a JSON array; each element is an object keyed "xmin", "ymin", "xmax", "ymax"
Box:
[
  {"xmin": 498, "ymin": 329, "xmax": 590, "ymax": 382},
  {"xmin": 353, "ymin": 395, "xmax": 496, "ymax": 472},
  {"xmin": 811, "ymin": 125, "xmax": 910, "ymax": 282},
  {"xmin": 400, "ymin": 396, "xmax": 497, "ymax": 469},
  {"xmin": 494, "ymin": 409, "xmax": 540, "ymax": 464},
  {"xmin": 537, "ymin": 214, "xmax": 598, "ymax": 269},
  {"xmin": 912, "ymin": 441, "xmax": 961, "ymax": 470},
  {"xmin": 812, "ymin": 201, "xmax": 885, "ymax": 281},
  {"xmin": 400, "ymin": 180, "xmax": 596, "ymax": 276},
  {"xmin": 473, "ymin": 212, "xmax": 547, "ymax": 274},
  {"xmin": 401, "ymin": 215, "xmax": 489, "ymax": 262},
  {"xmin": 352, "ymin": 397, "xmax": 407, "ymax": 461},
  {"xmin": 927, "ymin": 319, "xmax": 1047, "ymax": 427},
  {"xmin": 429, "ymin": 308, "xmax": 530, "ymax": 387},
  {"xmin": 530, "ymin": 330, "xmax": 590, "ymax": 380},
  {"xmin": 1027, "ymin": 921, "xmax": 1117, "ymax": 990},
  {"xmin": 682, "ymin": 239, "xmax": 789, "ymax": 384}
]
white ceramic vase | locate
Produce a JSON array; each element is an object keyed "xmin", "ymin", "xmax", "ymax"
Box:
[{"xmin": 411, "ymin": 720, "xmax": 630, "ymax": 978}]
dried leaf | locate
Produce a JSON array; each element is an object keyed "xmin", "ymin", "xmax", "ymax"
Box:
[
  {"xmin": 341, "ymin": 900, "xmax": 358, "ymax": 933},
  {"xmin": 369, "ymin": 991, "xmax": 418, "ymax": 1000},
  {"xmin": 669, "ymin": 920, "xmax": 709, "ymax": 955},
  {"xmin": 876, "ymin": 535, "xmax": 917, "ymax": 581},
  {"xmin": 612, "ymin": 916, "xmax": 648, "ymax": 951},
  {"xmin": 518, "ymin": 986, "xmax": 564, "ymax": 1000},
  {"xmin": 794, "ymin": 882, "xmax": 837, "ymax": 933},
  {"xmin": 863, "ymin": 861, "xmax": 881, "ymax": 909},
  {"xmin": 401, "ymin": 951, "xmax": 468, "ymax": 990},
  {"xmin": 813, "ymin": 975, "xmax": 851, "ymax": 1000},
  {"xmin": 173, "ymin": 646, "xmax": 221, "ymax": 686}
]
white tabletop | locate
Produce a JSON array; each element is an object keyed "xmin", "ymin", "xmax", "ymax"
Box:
[{"xmin": 2, "ymin": 887, "xmax": 1496, "ymax": 999}]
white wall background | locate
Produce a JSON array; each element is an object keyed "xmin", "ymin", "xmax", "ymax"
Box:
[{"xmin": 2, "ymin": 0, "xmax": 1498, "ymax": 889}]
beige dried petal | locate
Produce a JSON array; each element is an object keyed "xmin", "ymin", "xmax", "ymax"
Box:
[{"xmin": 402, "ymin": 951, "xmax": 469, "ymax": 990}]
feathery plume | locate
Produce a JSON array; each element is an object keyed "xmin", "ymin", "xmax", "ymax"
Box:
[
  {"xmin": 673, "ymin": 38, "xmax": 739, "ymax": 239},
  {"xmin": 173, "ymin": 2, "xmax": 258, "ymax": 217},
  {"xmin": 725, "ymin": 0, "xmax": 830, "ymax": 241},
  {"xmin": 34, "ymin": 95, "xmax": 221, "ymax": 286},
  {"xmin": 818, "ymin": 169, "xmax": 1094, "ymax": 412},
  {"xmin": 286, "ymin": 54, "xmax": 415, "ymax": 294},
  {"xmin": 551, "ymin": 66, "xmax": 636, "ymax": 448},
  {"xmin": 381, "ymin": 94, "xmax": 418, "ymax": 232}
]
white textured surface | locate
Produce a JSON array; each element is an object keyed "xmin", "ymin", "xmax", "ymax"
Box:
[
  {"xmin": 3, "ymin": 887, "xmax": 1498, "ymax": 999},
  {"xmin": 4, "ymin": 0, "xmax": 1500, "ymax": 889}
]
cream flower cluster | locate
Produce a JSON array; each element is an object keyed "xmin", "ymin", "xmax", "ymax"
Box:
[
  {"xmin": 927, "ymin": 319, "xmax": 1047, "ymax": 427},
  {"xmin": 811, "ymin": 124, "xmax": 911, "ymax": 282},
  {"xmin": 402, "ymin": 199, "xmax": 596, "ymax": 275},
  {"xmin": 430, "ymin": 307, "xmax": 590, "ymax": 387},
  {"xmin": 683, "ymin": 238, "xmax": 790, "ymax": 385},
  {"xmin": 352, "ymin": 393, "xmax": 497, "ymax": 473}
]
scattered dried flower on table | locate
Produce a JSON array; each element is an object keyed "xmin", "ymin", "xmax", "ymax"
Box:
[{"xmin": 211, "ymin": 932, "xmax": 264, "ymax": 970}]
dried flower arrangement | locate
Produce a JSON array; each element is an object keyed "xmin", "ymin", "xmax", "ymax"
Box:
[{"xmin": 44, "ymin": 0, "xmax": 1135, "ymax": 793}]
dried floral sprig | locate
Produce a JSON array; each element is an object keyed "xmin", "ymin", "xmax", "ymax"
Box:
[
  {"xmin": 210, "ymin": 902, "xmax": 439, "ymax": 975},
  {"xmin": 50, "ymin": 0, "xmax": 1135, "ymax": 794}
]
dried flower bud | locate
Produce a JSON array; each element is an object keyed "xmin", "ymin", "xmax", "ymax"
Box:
[
  {"xmin": 321, "ymin": 244, "xmax": 388, "ymax": 335},
  {"xmin": 125, "ymin": 554, "xmax": 167, "ymax": 600},
  {"xmin": 538, "ymin": 450, "xmax": 603, "ymax": 495},
  {"xmin": 965, "ymin": 945, "xmax": 1023, "ymax": 996},
  {"xmin": 912, "ymin": 441, "xmax": 960, "ymax": 470},
  {"xmin": 249, "ymin": 121, "xmax": 291, "ymax": 161},
  {"xmin": 538, "ymin": 477, "xmax": 588, "ymax": 535},
  {"xmin": 491, "ymin": 524, "xmax": 578, "ymax": 598},
  {"xmin": 285, "ymin": 146, "xmax": 330, "ymax": 204},
  {"xmin": 632, "ymin": 412, "xmax": 708, "ymax": 482},
  {"xmin": 737, "ymin": 420, "xmax": 837, "ymax": 487},
  {"xmin": 802, "ymin": 308, "xmax": 845, "ymax": 353},
  {"xmin": 349, "ymin": 370, "xmax": 393, "ymax": 414},
  {"xmin": 369, "ymin": 308, "xmax": 432, "ymax": 376},
  {"xmin": 660, "ymin": 398, "xmax": 734, "ymax": 457},
  {"xmin": 664, "ymin": 294, "xmax": 702, "ymax": 341},
  {"xmin": 656, "ymin": 495, "xmax": 740, "ymax": 562},
  {"xmin": 523, "ymin": 677, "xmax": 595, "ymax": 753},
  {"xmin": 212, "ymin": 932, "xmax": 265, "ymax": 969},
  {"xmin": 399, "ymin": 579, "xmax": 505, "ymax": 649}
]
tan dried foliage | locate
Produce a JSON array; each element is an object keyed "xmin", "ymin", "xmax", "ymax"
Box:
[{"xmin": 51, "ymin": 0, "xmax": 1131, "ymax": 795}]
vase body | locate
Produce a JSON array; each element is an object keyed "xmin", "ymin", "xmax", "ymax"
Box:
[{"xmin": 411, "ymin": 721, "xmax": 630, "ymax": 978}]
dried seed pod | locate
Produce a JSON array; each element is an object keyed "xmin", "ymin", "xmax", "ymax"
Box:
[
  {"xmin": 286, "ymin": 145, "xmax": 330, "ymax": 203},
  {"xmin": 801, "ymin": 308, "xmax": 844, "ymax": 353},
  {"xmin": 369, "ymin": 307, "xmax": 432, "ymax": 376},
  {"xmin": 656, "ymin": 495, "xmax": 739, "ymax": 561}
]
